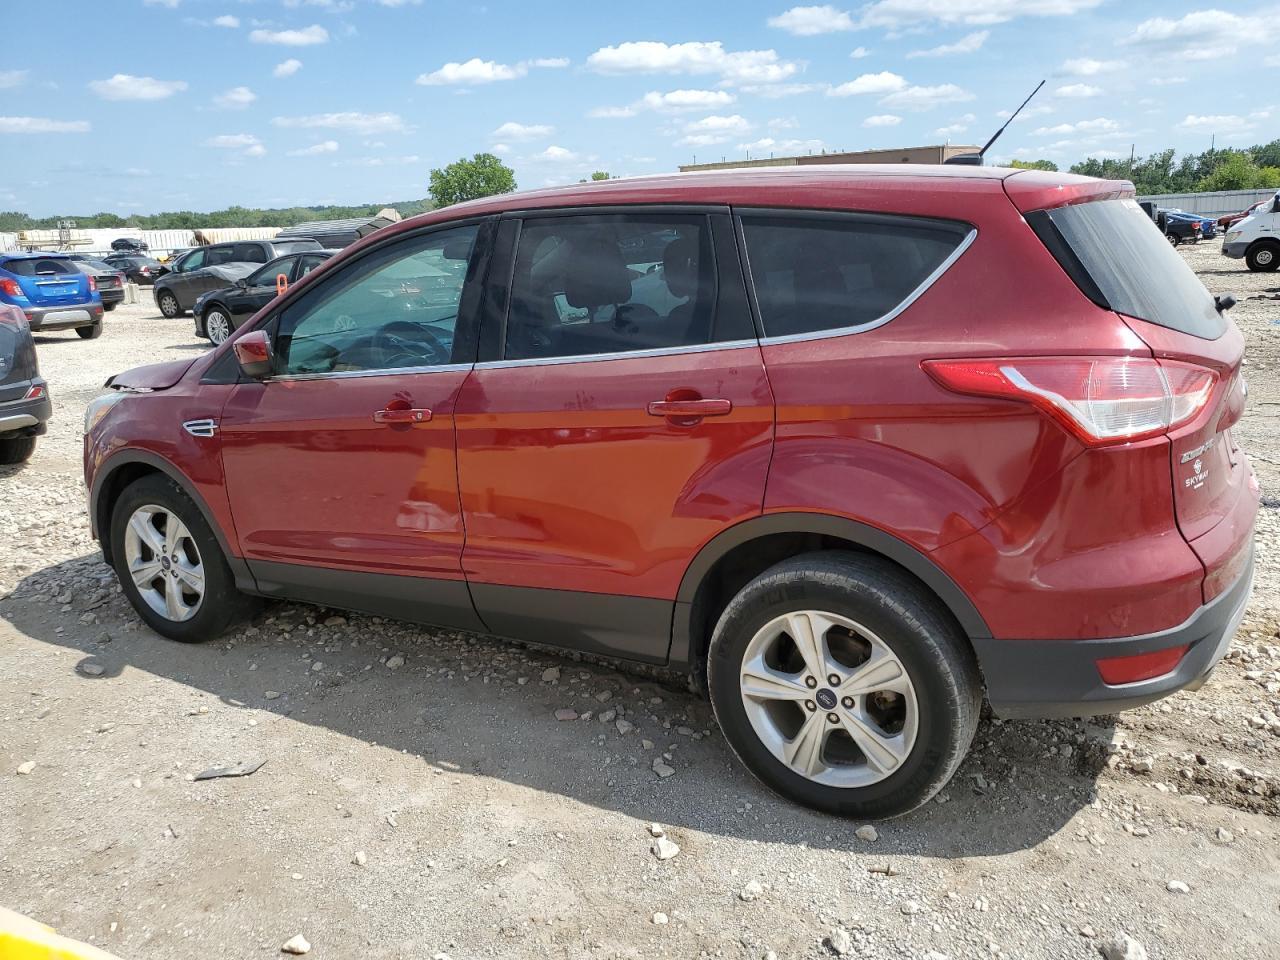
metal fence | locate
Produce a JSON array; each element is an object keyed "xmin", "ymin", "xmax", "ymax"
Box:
[
  {"xmin": 0, "ymin": 226, "xmax": 282, "ymax": 256},
  {"xmin": 1136, "ymin": 187, "xmax": 1276, "ymax": 218}
]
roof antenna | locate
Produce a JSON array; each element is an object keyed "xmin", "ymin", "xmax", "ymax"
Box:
[{"xmin": 945, "ymin": 79, "xmax": 1045, "ymax": 166}]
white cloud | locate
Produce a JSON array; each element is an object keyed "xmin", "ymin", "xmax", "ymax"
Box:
[
  {"xmin": 206, "ymin": 133, "xmax": 261, "ymax": 148},
  {"xmin": 274, "ymin": 59, "xmax": 303, "ymax": 78},
  {"xmin": 530, "ymin": 57, "xmax": 570, "ymax": 68},
  {"xmin": 538, "ymin": 145, "xmax": 578, "ymax": 161},
  {"xmin": 287, "ymin": 140, "xmax": 339, "ymax": 156},
  {"xmin": 738, "ymin": 136, "xmax": 824, "ymax": 153},
  {"xmin": 768, "ymin": 117, "xmax": 799, "ymax": 129},
  {"xmin": 492, "ymin": 121, "xmax": 554, "ymax": 140},
  {"xmin": 935, "ymin": 113, "xmax": 976, "ymax": 136},
  {"xmin": 879, "ymin": 83, "xmax": 974, "ymax": 111},
  {"xmin": 1150, "ymin": 76, "xmax": 1188, "ymax": 86},
  {"xmin": 849, "ymin": 46, "xmax": 870, "ymax": 59},
  {"xmin": 827, "ymin": 71, "xmax": 906, "ymax": 96},
  {"xmin": 1059, "ymin": 57, "xmax": 1122, "ymax": 76},
  {"xmin": 768, "ymin": 5, "xmax": 854, "ymax": 35},
  {"xmin": 417, "ymin": 58, "xmax": 523, "ymax": 85},
  {"xmin": 335, "ymin": 155, "xmax": 421, "ymax": 167},
  {"xmin": 738, "ymin": 82, "xmax": 824, "ymax": 98},
  {"xmin": 0, "ymin": 116, "xmax": 90, "ymax": 134},
  {"xmin": 0, "ymin": 70, "xmax": 28, "ymax": 89},
  {"xmin": 863, "ymin": 114, "xmax": 902, "ymax": 127},
  {"xmin": 678, "ymin": 134, "xmax": 733, "ymax": 148},
  {"xmin": 244, "ymin": 144, "xmax": 267, "ymax": 158},
  {"xmin": 213, "ymin": 86, "xmax": 256, "ymax": 109},
  {"xmin": 249, "ymin": 25, "xmax": 329, "ymax": 46},
  {"xmin": 1032, "ymin": 117, "xmax": 1119, "ymax": 135},
  {"xmin": 213, "ymin": 14, "xmax": 239, "ymax": 28},
  {"xmin": 1054, "ymin": 83, "xmax": 1102, "ymax": 98},
  {"xmin": 856, "ymin": 0, "xmax": 1102, "ymax": 29},
  {"xmin": 273, "ymin": 111, "xmax": 407, "ymax": 134},
  {"xmin": 374, "ymin": 0, "xmax": 423, "ymax": 5},
  {"xmin": 1177, "ymin": 114, "xmax": 1257, "ymax": 134},
  {"xmin": 907, "ymin": 30, "xmax": 988, "ymax": 58},
  {"xmin": 1127, "ymin": 10, "xmax": 1268, "ymax": 60},
  {"xmin": 143, "ymin": 0, "xmax": 180, "ymax": 7},
  {"xmin": 677, "ymin": 114, "xmax": 752, "ymax": 146},
  {"xmin": 89, "ymin": 74, "xmax": 188, "ymax": 101},
  {"xmin": 585, "ymin": 40, "xmax": 799, "ymax": 85},
  {"xmin": 996, "ymin": 103, "xmax": 1053, "ymax": 122},
  {"xmin": 492, "ymin": 143, "xmax": 512, "ymax": 155},
  {"xmin": 590, "ymin": 88, "xmax": 736, "ymax": 118}
]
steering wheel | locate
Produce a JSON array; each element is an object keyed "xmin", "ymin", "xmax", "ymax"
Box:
[{"xmin": 374, "ymin": 320, "xmax": 450, "ymax": 368}]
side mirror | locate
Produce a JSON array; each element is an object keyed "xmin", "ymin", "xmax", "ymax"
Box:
[
  {"xmin": 1273, "ymin": 197, "xmax": 1280, "ymax": 214},
  {"xmin": 235, "ymin": 278, "xmax": 249, "ymax": 290},
  {"xmin": 1215, "ymin": 294, "xmax": 1237, "ymax": 313},
  {"xmin": 233, "ymin": 329, "xmax": 274, "ymax": 379}
]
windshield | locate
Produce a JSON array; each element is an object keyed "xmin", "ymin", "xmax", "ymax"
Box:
[{"xmin": 1032, "ymin": 198, "xmax": 1224, "ymax": 339}]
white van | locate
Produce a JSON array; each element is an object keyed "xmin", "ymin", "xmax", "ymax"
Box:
[{"xmin": 1222, "ymin": 189, "xmax": 1280, "ymax": 271}]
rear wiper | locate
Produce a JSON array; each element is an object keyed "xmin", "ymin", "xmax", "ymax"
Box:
[{"xmin": 1214, "ymin": 294, "xmax": 1236, "ymax": 313}]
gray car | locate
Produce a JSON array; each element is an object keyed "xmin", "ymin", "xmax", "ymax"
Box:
[
  {"xmin": 152, "ymin": 238, "xmax": 322, "ymax": 317},
  {"xmin": 0, "ymin": 303, "xmax": 52, "ymax": 464}
]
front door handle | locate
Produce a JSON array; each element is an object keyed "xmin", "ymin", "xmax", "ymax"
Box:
[
  {"xmin": 647, "ymin": 397, "xmax": 733, "ymax": 420},
  {"xmin": 373, "ymin": 406, "xmax": 432, "ymax": 424}
]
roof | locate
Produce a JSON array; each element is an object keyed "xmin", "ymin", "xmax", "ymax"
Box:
[{"xmin": 0, "ymin": 251, "xmax": 72, "ymax": 260}]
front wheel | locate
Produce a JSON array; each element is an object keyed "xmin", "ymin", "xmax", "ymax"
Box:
[
  {"xmin": 109, "ymin": 474, "xmax": 255, "ymax": 642},
  {"xmin": 157, "ymin": 290, "xmax": 182, "ymax": 318},
  {"xmin": 204, "ymin": 306, "xmax": 232, "ymax": 345},
  {"xmin": 708, "ymin": 552, "xmax": 981, "ymax": 819},
  {"xmin": 76, "ymin": 320, "xmax": 103, "ymax": 339},
  {"xmin": 1246, "ymin": 243, "xmax": 1279, "ymax": 272}
]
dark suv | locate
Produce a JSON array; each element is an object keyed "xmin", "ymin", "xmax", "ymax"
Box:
[
  {"xmin": 152, "ymin": 239, "xmax": 322, "ymax": 318},
  {"xmin": 84, "ymin": 167, "xmax": 1257, "ymax": 818}
]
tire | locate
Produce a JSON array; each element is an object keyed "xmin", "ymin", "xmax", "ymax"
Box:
[
  {"xmin": 0, "ymin": 437, "xmax": 36, "ymax": 465},
  {"xmin": 1246, "ymin": 243, "xmax": 1279, "ymax": 272},
  {"xmin": 1166, "ymin": 232, "xmax": 1180, "ymax": 246},
  {"xmin": 104, "ymin": 302, "xmax": 117, "ymax": 312},
  {"xmin": 707, "ymin": 551, "xmax": 981, "ymax": 819},
  {"xmin": 109, "ymin": 474, "xmax": 255, "ymax": 642},
  {"xmin": 76, "ymin": 320, "xmax": 103, "ymax": 340},
  {"xmin": 157, "ymin": 290, "xmax": 182, "ymax": 318},
  {"xmin": 204, "ymin": 306, "xmax": 232, "ymax": 345}
]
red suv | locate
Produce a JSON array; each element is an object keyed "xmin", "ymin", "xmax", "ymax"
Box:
[{"xmin": 84, "ymin": 167, "xmax": 1258, "ymax": 818}]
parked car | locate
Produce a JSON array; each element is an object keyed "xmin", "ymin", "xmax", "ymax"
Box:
[
  {"xmin": 1217, "ymin": 198, "xmax": 1269, "ymax": 232},
  {"xmin": 104, "ymin": 253, "xmax": 164, "ymax": 285},
  {"xmin": 0, "ymin": 303, "xmax": 52, "ymax": 464},
  {"xmin": 1157, "ymin": 208, "xmax": 1203, "ymax": 245},
  {"xmin": 194, "ymin": 250, "xmax": 336, "ymax": 345},
  {"xmin": 1222, "ymin": 189, "xmax": 1280, "ymax": 271},
  {"xmin": 64, "ymin": 255, "xmax": 126, "ymax": 311},
  {"xmin": 84, "ymin": 167, "xmax": 1257, "ymax": 818},
  {"xmin": 0, "ymin": 252, "xmax": 103, "ymax": 339},
  {"xmin": 111, "ymin": 237, "xmax": 148, "ymax": 253},
  {"xmin": 152, "ymin": 239, "xmax": 323, "ymax": 318}
]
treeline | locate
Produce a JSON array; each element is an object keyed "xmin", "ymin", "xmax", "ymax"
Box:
[
  {"xmin": 1016, "ymin": 139, "xmax": 1280, "ymax": 195},
  {"xmin": 0, "ymin": 199, "xmax": 435, "ymax": 234}
]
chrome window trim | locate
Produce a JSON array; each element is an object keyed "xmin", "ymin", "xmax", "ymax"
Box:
[
  {"xmin": 474, "ymin": 338, "xmax": 759, "ymax": 370},
  {"xmin": 745, "ymin": 224, "xmax": 978, "ymax": 347},
  {"xmin": 269, "ymin": 361, "xmax": 475, "ymax": 383}
]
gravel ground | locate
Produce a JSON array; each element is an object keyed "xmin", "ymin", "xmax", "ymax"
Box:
[{"xmin": 2, "ymin": 243, "xmax": 1279, "ymax": 960}]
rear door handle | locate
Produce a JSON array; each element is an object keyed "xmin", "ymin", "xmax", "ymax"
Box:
[
  {"xmin": 646, "ymin": 398, "xmax": 733, "ymax": 418},
  {"xmin": 373, "ymin": 407, "xmax": 432, "ymax": 424}
]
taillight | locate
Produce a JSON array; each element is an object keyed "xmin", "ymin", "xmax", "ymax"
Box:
[
  {"xmin": 922, "ymin": 357, "xmax": 1218, "ymax": 446},
  {"xmin": 88, "ymin": 275, "xmax": 97, "ymax": 292},
  {"xmin": 23, "ymin": 383, "xmax": 45, "ymax": 401},
  {"xmin": 117, "ymin": 273, "xmax": 126, "ymax": 285},
  {"xmin": 140, "ymin": 267, "xmax": 151, "ymax": 275},
  {"xmin": 0, "ymin": 278, "xmax": 21, "ymax": 297}
]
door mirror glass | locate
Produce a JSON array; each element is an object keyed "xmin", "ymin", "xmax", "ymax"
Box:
[
  {"xmin": 235, "ymin": 278, "xmax": 249, "ymax": 290},
  {"xmin": 233, "ymin": 329, "xmax": 274, "ymax": 379}
]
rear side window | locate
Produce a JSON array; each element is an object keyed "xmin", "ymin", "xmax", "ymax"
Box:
[
  {"xmin": 233, "ymin": 243, "xmax": 269, "ymax": 264},
  {"xmin": 4, "ymin": 258, "xmax": 78, "ymax": 277},
  {"xmin": 274, "ymin": 240, "xmax": 323, "ymax": 254},
  {"xmin": 1027, "ymin": 198, "xmax": 1224, "ymax": 339},
  {"xmin": 740, "ymin": 213, "xmax": 971, "ymax": 338}
]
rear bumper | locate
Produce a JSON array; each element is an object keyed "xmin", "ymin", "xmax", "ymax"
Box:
[
  {"xmin": 25, "ymin": 303, "xmax": 103, "ymax": 330},
  {"xmin": 99, "ymin": 287, "xmax": 124, "ymax": 305},
  {"xmin": 974, "ymin": 545, "xmax": 1254, "ymax": 719},
  {"xmin": 0, "ymin": 387, "xmax": 52, "ymax": 438}
]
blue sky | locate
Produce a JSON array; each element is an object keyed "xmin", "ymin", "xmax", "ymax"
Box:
[{"xmin": 2, "ymin": 1, "xmax": 1274, "ymax": 216}]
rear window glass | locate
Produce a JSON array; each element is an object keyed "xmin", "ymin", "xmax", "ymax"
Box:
[
  {"xmin": 1031, "ymin": 198, "xmax": 1224, "ymax": 340},
  {"xmin": 3, "ymin": 258, "xmax": 77, "ymax": 277},
  {"xmin": 274, "ymin": 240, "xmax": 322, "ymax": 254},
  {"xmin": 740, "ymin": 214, "xmax": 971, "ymax": 338}
]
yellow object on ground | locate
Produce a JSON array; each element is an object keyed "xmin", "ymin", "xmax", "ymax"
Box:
[{"xmin": 0, "ymin": 907, "xmax": 123, "ymax": 960}]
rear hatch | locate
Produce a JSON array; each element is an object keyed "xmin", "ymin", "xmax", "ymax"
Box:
[
  {"xmin": 1019, "ymin": 191, "xmax": 1255, "ymax": 597},
  {"xmin": 5, "ymin": 256, "xmax": 89, "ymax": 306},
  {"xmin": 0, "ymin": 306, "xmax": 39, "ymax": 401}
]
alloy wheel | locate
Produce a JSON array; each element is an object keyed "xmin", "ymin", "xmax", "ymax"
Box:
[
  {"xmin": 739, "ymin": 610, "xmax": 919, "ymax": 788},
  {"xmin": 206, "ymin": 310, "xmax": 231, "ymax": 345},
  {"xmin": 123, "ymin": 505, "xmax": 205, "ymax": 622}
]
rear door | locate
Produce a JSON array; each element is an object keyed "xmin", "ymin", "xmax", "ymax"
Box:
[
  {"xmin": 6, "ymin": 257, "xmax": 86, "ymax": 305},
  {"xmin": 454, "ymin": 209, "xmax": 771, "ymax": 662}
]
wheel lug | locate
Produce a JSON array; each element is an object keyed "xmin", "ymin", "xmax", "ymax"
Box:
[
  {"xmin": 805, "ymin": 700, "xmax": 816, "ymax": 712},
  {"xmin": 827, "ymin": 712, "xmax": 839, "ymax": 724},
  {"xmin": 827, "ymin": 674, "xmax": 841, "ymax": 686},
  {"xmin": 804, "ymin": 676, "xmax": 818, "ymax": 689},
  {"xmin": 841, "ymin": 696, "xmax": 854, "ymax": 709}
]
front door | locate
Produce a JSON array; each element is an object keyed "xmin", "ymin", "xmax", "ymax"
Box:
[
  {"xmin": 455, "ymin": 210, "xmax": 773, "ymax": 661},
  {"xmin": 226, "ymin": 256, "xmax": 300, "ymax": 325},
  {"xmin": 219, "ymin": 221, "xmax": 489, "ymax": 630}
]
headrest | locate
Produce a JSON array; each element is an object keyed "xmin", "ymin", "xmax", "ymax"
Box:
[
  {"xmin": 563, "ymin": 231, "xmax": 632, "ymax": 309},
  {"xmin": 662, "ymin": 235, "xmax": 699, "ymax": 299}
]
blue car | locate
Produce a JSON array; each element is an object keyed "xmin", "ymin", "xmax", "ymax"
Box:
[
  {"xmin": 1164, "ymin": 209, "xmax": 1217, "ymax": 240},
  {"xmin": 0, "ymin": 252, "xmax": 104, "ymax": 339}
]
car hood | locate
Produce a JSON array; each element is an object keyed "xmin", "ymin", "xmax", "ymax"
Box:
[{"xmin": 105, "ymin": 357, "xmax": 198, "ymax": 392}]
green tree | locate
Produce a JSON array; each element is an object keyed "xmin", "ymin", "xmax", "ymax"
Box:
[
  {"xmin": 1008, "ymin": 159, "xmax": 1058, "ymax": 172},
  {"xmin": 1196, "ymin": 152, "xmax": 1262, "ymax": 192},
  {"xmin": 428, "ymin": 153, "xmax": 516, "ymax": 208},
  {"xmin": 590, "ymin": 171, "xmax": 612, "ymax": 180}
]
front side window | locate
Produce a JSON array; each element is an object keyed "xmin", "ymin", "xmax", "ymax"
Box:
[
  {"xmin": 177, "ymin": 250, "xmax": 204, "ymax": 272},
  {"xmin": 248, "ymin": 257, "xmax": 296, "ymax": 287},
  {"xmin": 741, "ymin": 214, "xmax": 970, "ymax": 338},
  {"xmin": 504, "ymin": 214, "xmax": 717, "ymax": 361},
  {"xmin": 276, "ymin": 224, "xmax": 478, "ymax": 376},
  {"xmin": 296, "ymin": 254, "xmax": 328, "ymax": 279}
]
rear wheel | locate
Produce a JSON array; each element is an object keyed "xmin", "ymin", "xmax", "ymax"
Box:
[
  {"xmin": 157, "ymin": 290, "xmax": 182, "ymax": 318},
  {"xmin": 104, "ymin": 302, "xmax": 117, "ymax": 312},
  {"xmin": 1166, "ymin": 232, "xmax": 1180, "ymax": 246},
  {"xmin": 109, "ymin": 474, "xmax": 255, "ymax": 642},
  {"xmin": 76, "ymin": 320, "xmax": 103, "ymax": 339},
  {"xmin": 1246, "ymin": 242, "xmax": 1279, "ymax": 272},
  {"xmin": 708, "ymin": 552, "xmax": 981, "ymax": 819},
  {"xmin": 0, "ymin": 437, "xmax": 36, "ymax": 464},
  {"xmin": 204, "ymin": 306, "xmax": 232, "ymax": 345}
]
